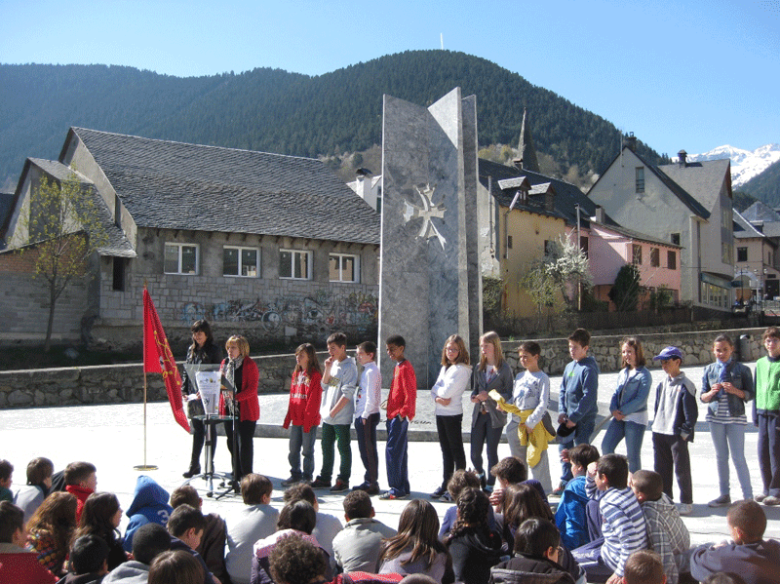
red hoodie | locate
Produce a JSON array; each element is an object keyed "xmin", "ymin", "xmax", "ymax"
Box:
[
  {"xmin": 283, "ymin": 369, "xmax": 323, "ymax": 433},
  {"xmin": 65, "ymin": 484, "xmax": 93, "ymax": 522}
]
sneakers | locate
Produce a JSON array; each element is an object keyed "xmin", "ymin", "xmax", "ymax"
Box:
[
  {"xmin": 708, "ymin": 494, "xmax": 731, "ymax": 508},
  {"xmin": 430, "ymin": 486, "xmax": 446, "ymax": 499},
  {"xmin": 755, "ymin": 493, "xmax": 767, "ymax": 503},
  {"xmin": 439, "ymin": 492, "xmax": 453, "ymax": 502},
  {"xmin": 677, "ymin": 503, "xmax": 694, "ymax": 516},
  {"xmin": 330, "ymin": 480, "xmax": 349, "ymax": 494},
  {"xmin": 310, "ymin": 476, "xmax": 332, "ymax": 489},
  {"xmin": 379, "ymin": 491, "xmax": 409, "ymax": 500},
  {"xmin": 763, "ymin": 495, "xmax": 780, "ymax": 506},
  {"xmin": 281, "ymin": 476, "xmax": 300, "ymax": 487},
  {"xmin": 353, "ymin": 483, "xmax": 380, "ymax": 495}
]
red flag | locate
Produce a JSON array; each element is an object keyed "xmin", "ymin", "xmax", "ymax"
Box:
[{"xmin": 143, "ymin": 288, "xmax": 190, "ymax": 432}]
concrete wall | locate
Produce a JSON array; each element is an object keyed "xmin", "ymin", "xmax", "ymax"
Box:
[{"xmin": 0, "ymin": 327, "xmax": 767, "ymax": 409}]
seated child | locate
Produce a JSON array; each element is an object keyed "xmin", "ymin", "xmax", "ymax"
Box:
[
  {"xmin": 170, "ymin": 485, "xmax": 226, "ymax": 584},
  {"xmin": 123, "ymin": 475, "xmax": 173, "ymax": 553},
  {"xmin": 623, "ymin": 550, "xmax": 665, "ymax": 584},
  {"xmin": 572, "ymin": 454, "xmax": 648, "ymax": 584},
  {"xmin": 14, "ymin": 457, "xmax": 54, "ymax": 524},
  {"xmin": 268, "ymin": 534, "xmax": 329, "ymax": 584},
  {"xmin": 555, "ymin": 444, "xmax": 600, "ymax": 550},
  {"xmin": 60, "ymin": 534, "xmax": 109, "ymax": 584},
  {"xmin": 444, "ymin": 488, "xmax": 502, "ymax": 584},
  {"xmin": 0, "ymin": 501, "xmax": 57, "ymax": 584},
  {"xmin": 631, "ymin": 470, "xmax": 689, "ymax": 584},
  {"xmin": 166, "ymin": 504, "xmax": 216, "ymax": 584},
  {"xmin": 283, "ymin": 482, "xmax": 343, "ymax": 560},
  {"xmin": 488, "ymin": 457, "xmax": 546, "ymax": 514},
  {"xmin": 0, "ymin": 459, "xmax": 14, "ymax": 502},
  {"xmin": 439, "ymin": 469, "xmax": 492, "ymax": 538},
  {"xmin": 689, "ymin": 500, "xmax": 780, "ymax": 584},
  {"xmin": 103, "ymin": 523, "xmax": 172, "ymax": 583},
  {"xmin": 331, "ymin": 490, "xmax": 396, "ymax": 574},
  {"xmin": 63, "ymin": 461, "xmax": 97, "ymax": 522}
]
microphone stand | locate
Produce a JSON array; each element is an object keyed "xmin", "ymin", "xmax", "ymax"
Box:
[{"xmin": 216, "ymin": 385, "xmax": 241, "ymax": 500}]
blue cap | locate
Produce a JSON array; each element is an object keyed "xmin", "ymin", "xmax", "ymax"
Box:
[{"xmin": 653, "ymin": 346, "xmax": 683, "ymax": 361}]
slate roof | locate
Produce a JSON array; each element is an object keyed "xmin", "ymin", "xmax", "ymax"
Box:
[
  {"xmin": 733, "ymin": 209, "xmax": 765, "ymax": 239},
  {"xmin": 478, "ymin": 159, "xmax": 566, "ymax": 221},
  {"xmin": 742, "ymin": 201, "xmax": 780, "ymax": 223},
  {"xmin": 68, "ymin": 128, "xmax": 380, "ymax": 245},
  {"xmin": 659, "ymin": 158, "xmax": 731, "ymax": 212},
  {"xmin": 0, "ymin": 191, "xmax": 13, "ymax": 238}
]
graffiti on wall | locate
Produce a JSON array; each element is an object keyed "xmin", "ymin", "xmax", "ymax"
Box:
[{"xmin": 179, "ymin": 291, "xmax": 378, "ymax": 336}]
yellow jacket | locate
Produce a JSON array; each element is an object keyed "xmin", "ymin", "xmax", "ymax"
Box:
[{"xmin": 489, "ymin": 390, "xmax": 555, "ymax": 467}]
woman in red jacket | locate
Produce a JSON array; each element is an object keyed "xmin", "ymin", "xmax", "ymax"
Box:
[{"xmin": 221, "ymin": 335, "xmax": 260, "ymax": 490}]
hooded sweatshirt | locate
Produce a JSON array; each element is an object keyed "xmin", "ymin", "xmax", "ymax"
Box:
[
  {"xmin": 447, "ymin": 528, "xmax": 503, "ymax": 584},
  {"xmin": 122, "ymin": 476, "xmax": 172, "ymax": 553},
  {"xmin": 102, "ymin": 560, "xmax": 149, "ymax": 584}
]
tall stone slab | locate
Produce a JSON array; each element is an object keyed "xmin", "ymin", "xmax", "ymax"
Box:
[{"xmin": 378, "ymin": 88, "xmax": 481, "ymax": 387}]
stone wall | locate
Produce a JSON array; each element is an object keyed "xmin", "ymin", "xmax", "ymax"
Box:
[{"xmin": 0, "ymin": 327, "xmax": 767, "ymax": 409}]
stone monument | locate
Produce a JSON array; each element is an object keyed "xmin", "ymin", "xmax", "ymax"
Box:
[{"xmin": 378, "ymin": 87, "xmax": 482, "ymax": 387}]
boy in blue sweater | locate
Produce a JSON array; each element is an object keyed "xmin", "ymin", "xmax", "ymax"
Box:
[
  {"xmin": 556, "ymin": 328, "xmax": 599, "ymax": 495},
  {"xmin": 555, "ymin": 443, "xmax": 600, "ymax": 550}
]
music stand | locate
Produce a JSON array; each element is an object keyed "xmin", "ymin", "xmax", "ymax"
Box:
[{"xmin": 182, "ymin": 364, "xmax": 232, "ymax": 498}]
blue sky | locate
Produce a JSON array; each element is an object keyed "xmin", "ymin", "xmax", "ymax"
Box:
[{"xmin": 2, "ymin": 0, "xmax": 778, "ymax": 156}]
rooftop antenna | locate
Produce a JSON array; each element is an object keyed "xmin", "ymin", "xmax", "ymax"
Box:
[{"xmin": 440, "ymin": 33, "xmax": 444, "ymax": 50}]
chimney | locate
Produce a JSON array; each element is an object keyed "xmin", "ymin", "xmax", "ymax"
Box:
[
  {"xmin": 592, "ymin": 206, "xmax": 605, "ymax": 223},
  {"xmin": 678, "ymin": 150, "xmax": 687, "ymax": 166},
  {"xmin": 513, "ymin": 157, "xmax": 523, "ymax": 170},
  {"xmin": 625, "ymin": 132, "xmax": 637, "ymax": 152},
  {"xmin": 545, "ymin": 190, "xmax": 554, "ymax": 212}
]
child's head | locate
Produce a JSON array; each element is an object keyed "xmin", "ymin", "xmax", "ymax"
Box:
[
  {"xmin": 630, "ymin": 470, "xmax": 664, "ymax": 503},
  {"xmin": 396, "ymin": 499, "xmax": 440, "ymax": 545},
  {"xmin": 148, "ymin": 550, "xmax": 204, "ymax": 584},
  {"xmin": 70, "ymin": 534, "xmax": 109, "ymax": 575},
  {"xmin": 595, "ymin": 454, "xmax": 629, "ymax": 490},
  {"xmin": 762, "ymin": 327, "xmax": 780, "ymax": 358},
  {"xmin": 356, "ymin": 341, "xmax": 377, "ymax": 366},
  {"xmin": 131, "ymin": 523, "xmax": 172, "ymax": 566},
  {"xmin": 294, "ymin": 343, "xmax": 321, "ymax": 375},
  {"xmin": 568, "ymin": 444, "xmax": 600, "ymax": 477},
  {"xmin": 455, "ymin": 487, "xmax": 490, "ymax": 528},
  {"xmin": 623, "ymin": 550, "xmax": 665, "ymax": 584},
  {"xmin": 512, "ymin": 518, "xmax": 561, "ymax": 563},
  {"xmin": 490, "ymin": 456, "xmax": 527, "ymax": 488},
  {"xmin": 621, "ymin": 337, "xmax": 646, "ymax": 369},
  {"xmin": 283, "ymin": 482, "xmax": 317, "ymax": 509},
  {"xmin": 277, "ymin": 500, "xmax": 316, "ymax": 534},
  {"xmin": 327, "ymin": 332, "xmax": 348, "ymax": 360},
  {"xmin": 0, "ymin": 460, "xmax": 13, "ymax": 488},
  {"xmin": 712, "ymin": 334, "xmax": 734, "ymax": 363},
  {"xmin": 241, "ymin": 474, "xmax": 273, "ymax": 505},
  {"xmin": 441, "ymin": 334, "xmax": 470, "ymax": 367},
  {"xmin": 447, "ymin": 469, "xmax": 481, "ymax": 501},
  {"xmin": 64, "ymin": 461, "xmax": 97, "ymax": 490},
  {"xmin": 502, "ymin": 483, "xmax": 554, "ymax": 529},
  {"xmin": 26, "ymin": 457, "xmax": 54, "ymax": 488},
  {"xmin": 79, "ymin": 492, "xmax": 122, "ymax": 534},
  {"xmin": 568, "ymin": 328, "xmax": 590, "ymax": 361},
  {"xmin": 269, "ymin": 534, "xmax": 328, "ymax": 584},
  {"xmin": 479, "ymin": 331, "xmax": 505, "ymax": 370},
  {"xmin": 653, "ymin": 346, "xmax": 683, "ymax": 377},
  {"xmin": 166, "ymin": 504, "xmax": 205, "ymax": 549},
  {"xmin": 727, "ymin": 500, "xmax": 767, "ymax": 543},
  {"xmin": 518, "ymin": 341, "xmax": 541, "ymax": 372},
  {"xmin": 28, "ymin": 491, "xmax": 77, "ymax": 537},
  {"xmin": 170, "ymin": 485, "xmax": 201, "ymax": 510},
  {"xmin": 342, "ymin": 490, "xmax": 373, "ymax": 521},
  {"xmin": 386, "ymin": 335, "xmax": 406, "ymax": 362},
  {"xmin": 0, "ymin": 501, "xmax": 25, "ymax": 545}
]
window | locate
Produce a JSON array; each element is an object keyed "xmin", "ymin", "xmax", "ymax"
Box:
[
  {"xmin": 112, "ymin": 258, "xmax": 126, "ymax": 291},
  {"xmin": 722, "ymin": 241, "xmax": 733, "ymax": 264},
  {"xmin": 632, "ymin": 244, "xmax": 642, "ymax": 265},
  {"xmin": 651, "ymin": 248, "xmax": 660, "ymax": 267},
  {"xmin": 544, "ymin": 240, "xmax": 555, "ymax": 256},
  {"xmin": 164, "ymin": 243, "xmax": 198, "ymax": 275},
  {"xmin": 737, "ymin": 247, "xmax": 748, "ymax": 262},
  {"xmin": 667, "ymin": 250, "xmax": 677, "ymax": 270},
  {"xmin": 223, "ymin": 246, "xmax": 259, "ymax": 277},
  {"xmin": 507, "ymin": 236, "xmax": 513, "ymax": 249},
  {"xmin": 329, "ymin": 253, "xmax": 360, "ymax": 282},
  {"xmin": 671, "ymin": 233, "xmax": 681, "ymax": 246},
  {"xmin": 280, "ymin": 249, "xmax": 311, "ymax": 280},
  {"xmin": 635, "ymin": 167, "xmax": 645, "ymax": 193},
  {"xmin": 580, "ymin": 236, "xmax": 589, "ymax": 258}
]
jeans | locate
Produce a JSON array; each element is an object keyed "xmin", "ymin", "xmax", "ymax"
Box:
[
  {"xmin": 436, "ymin": 414, "xmax": 466, "ymax": 489},
  {"xmin": 386, "ymin": 416, "xmax": 410, "ymax": 495},
  {"xmin": 471, "ymin": 411, "xmax": 503, "ymax": 486},
  {"xmin": 355, "ymin": 413, "xmax": 380, "ymax": 486},
  {"xmin": 559, "ymin": 415, "xmax": 596, "ymax": 484},
  {"xmin": 652, "ymin": 432, "xmax": 693, "ymax": 504},
  {"xmin": 709, "ymin": 421, "xmax": 753, "ymax": 499},
  {"xmin": 320, "ymin": 423, "xmax": 352, "ymax": 483},
  {"xmin": 288, "ymin": 424, "xmax": 317, "ymax": 481},
  {"xmin": 224, "ymin": 419, "xmax": 256, "ymax": 482},
  {"xmin": 757, "ymin": 413, "xmax": 780, "ymax": 497},
  {"xmin": 571, "ymin": 538, "xmax": 613, "ymax": 583},
  {"xmin": 601, "ymin": 419, "xmax": 646, "ymax": 473}
]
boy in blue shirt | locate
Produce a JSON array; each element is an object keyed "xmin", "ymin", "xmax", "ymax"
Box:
[{"xmin": 555, "ymin": 443, "xmax": 600, "ymax": 550}]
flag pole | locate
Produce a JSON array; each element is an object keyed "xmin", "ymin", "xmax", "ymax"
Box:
[{"xmin": 135, "ymin": 281, "xmax": 158, "ymax": 471}]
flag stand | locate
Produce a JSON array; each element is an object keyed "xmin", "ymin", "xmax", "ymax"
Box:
[{"xmin": 134, "ymin": 369, "xmax": 158, "ymax": 471}]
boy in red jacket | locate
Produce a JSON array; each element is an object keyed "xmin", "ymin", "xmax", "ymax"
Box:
[{"xmin": 64, "ymin": 461, "xmax": 97, "ymax": 522}]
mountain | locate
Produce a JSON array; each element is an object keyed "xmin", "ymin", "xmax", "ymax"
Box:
[
  {"xmin": 0, "ymin": 51, "xmax": 664, "ymax": 189},
  {"xmin": 682, "ymin": 144, "xmax": 780, "ymax": 188},
  {"xmin": 741, "ymin": 158, "xmax": 780, "ymax": 207}
]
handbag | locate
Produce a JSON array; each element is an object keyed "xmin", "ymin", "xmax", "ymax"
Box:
[{"xmin": 186, "ymin": 397, "xmax": 205, "ymax": 418}]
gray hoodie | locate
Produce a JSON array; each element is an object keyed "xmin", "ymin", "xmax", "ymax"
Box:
[{"xmin": 102, "ymin": 560, "xmax": 150, "ymax": 584}]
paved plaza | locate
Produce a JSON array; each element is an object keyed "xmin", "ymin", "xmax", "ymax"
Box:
[{"xmin": 2, "ymin": 360, "xmax": 778, "ymax": 547}]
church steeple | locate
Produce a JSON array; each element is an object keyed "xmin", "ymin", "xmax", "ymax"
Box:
[{"xmin": 513, "ymin": 108, "xmax": 540, "ymax": 173}]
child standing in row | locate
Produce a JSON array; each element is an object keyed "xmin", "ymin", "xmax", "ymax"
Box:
[
  {"xmin": 312, "ymin": 332, "xmax": 358, "ymax": 494},
  {"xmin": 354, "ymin": 341, "xmax": 382, "ymax": 495},
  {"xmin": 754, "ymin": 326, "xmax": 780, "ymax": 506},
  {"xmin": 701, "ymin": 334, "xmax": 754, "ymax": 507},
  {"xmin": 282, "ymin": 343, "xmax": 322, "ymax": 486}
]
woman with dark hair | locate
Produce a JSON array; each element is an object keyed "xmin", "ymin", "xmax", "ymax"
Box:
[
  {"xmin": 444, "ymin": 488, "xmax": 502, "ymax": 584},
  {"xmin": 26, "ymin": 491, "xmax": 77, "ymax": 576},
  {"xmin": 378, "ymin": 499, "xmax": 454, "ymax": 584},
  {"xmin": 221, "ymin": 335, "xmax": 260, "ymax": 489},
  {"xmin": 73, "ymin": 492, "xmax": 128, "ymax": 570},
  {"xmin": 181, "ymin": 320, "xmax": 223, "ymax": 478}
]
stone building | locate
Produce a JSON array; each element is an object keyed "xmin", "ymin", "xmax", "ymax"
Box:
[{"xmin": 0, "ymin": 128, "xmax": 380, "ymax": 349}]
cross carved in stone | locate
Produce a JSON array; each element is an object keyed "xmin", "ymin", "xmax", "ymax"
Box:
[{"xmin": 402, "ymin": 184, "xmax": 447, "ymax": 248}]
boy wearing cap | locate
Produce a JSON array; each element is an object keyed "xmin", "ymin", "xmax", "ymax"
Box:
[{"xmin": 650, "ymin": 347, "xmax": 698, "ymax": 516}]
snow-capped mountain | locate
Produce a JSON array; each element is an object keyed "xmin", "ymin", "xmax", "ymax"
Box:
[{"xmin": 677, "ymin": 144, "xmax": 780, "ymax": 188}]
